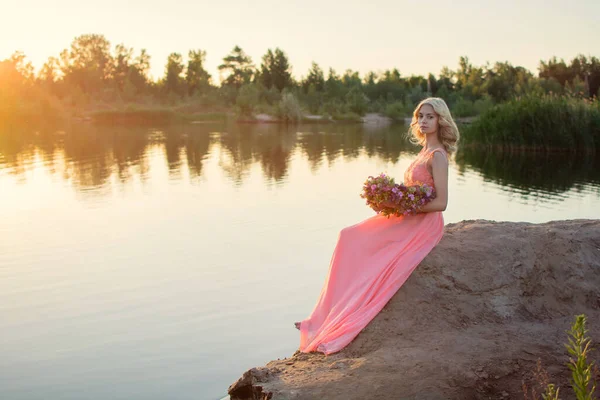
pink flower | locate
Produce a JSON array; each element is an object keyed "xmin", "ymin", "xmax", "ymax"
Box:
[{"xmin": 361, "ymin": 172, "xmax": 436, "ymax": 218}]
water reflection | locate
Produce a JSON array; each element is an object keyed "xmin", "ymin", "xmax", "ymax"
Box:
[
  {"xmin": 455, "ymin": 149, "xmax": 600, "ymax": 196},
  {"xmin": 1, "ymin": 122, "xmax": 599, "ymax": 200},
  {"xmin": 0, "ymin": 123, "xmax": 416, "ymax": 189}
]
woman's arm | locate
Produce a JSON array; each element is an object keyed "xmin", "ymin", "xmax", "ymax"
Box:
[
  {"xmin": 419, "ymin": 152, "xmax": 448, "ymax": 212},
  {"xmin": 375, "ymin": 152, "xmax": 449, "ymax": 213}
]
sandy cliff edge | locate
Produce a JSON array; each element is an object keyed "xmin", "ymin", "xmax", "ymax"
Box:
[{"xmin": 228, "ymin": 219, "xmax": 600, "ymax": 400}]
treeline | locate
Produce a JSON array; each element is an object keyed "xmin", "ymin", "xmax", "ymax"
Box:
[{"xmin": 1, "ymin": 33, "xmax": 599, "ymax": 121}]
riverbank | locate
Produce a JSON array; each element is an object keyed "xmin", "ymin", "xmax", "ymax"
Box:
[
  {"xmin": 88, "ymin": 109, "xmax": 386, "ymax": 125},
  {"xmin": 86, "ymin": 108, "xmax": 479, "ymax": 126},
  {"xmin": 23, "ymin": 96, "xmax": 463, "ymax": 126},
  {"xmin": 228, "ymin": 219, "xmax": 600, "ymax": 400}
]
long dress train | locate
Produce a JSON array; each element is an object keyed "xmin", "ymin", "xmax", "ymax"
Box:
[{"xmin": 298, "ymin": 147, "xmax": 447, "ymax": 354}]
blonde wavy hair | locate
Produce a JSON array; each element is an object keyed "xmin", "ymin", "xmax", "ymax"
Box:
[{"xmin": 408, "ymin": 97, "xmax": 460, "ymax": 154}]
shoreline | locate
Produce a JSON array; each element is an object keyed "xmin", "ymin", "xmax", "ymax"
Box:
[{"xmin": 85, "ymin": 110, "xmax": 478, "ymax": 126}]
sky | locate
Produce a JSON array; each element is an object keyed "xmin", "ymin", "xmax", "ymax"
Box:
[{"xmin": 2, "ymin": 0, "xmax": 599, "ymax": 82}]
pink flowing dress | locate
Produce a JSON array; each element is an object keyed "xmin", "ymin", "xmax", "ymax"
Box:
[{"xmin": 299, "ymin": 147, "xmax": 447, "ymax": 354}]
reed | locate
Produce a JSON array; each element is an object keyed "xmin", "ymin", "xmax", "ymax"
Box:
[
  {"xmin": 462, "ymin": 95, "xmax": 600, "ymax": 151},
  {"xmin": 522, "ymin": 314, "xmax": 598, "ymax": 400},
  {"xmin": 91, "ymin": 109, "xmax": 177, "ymax": 125}
]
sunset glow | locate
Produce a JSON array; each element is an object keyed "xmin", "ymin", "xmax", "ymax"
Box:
[{"xmin": 3, "ymin": 0, "xmax": 599, "ymax": 80}]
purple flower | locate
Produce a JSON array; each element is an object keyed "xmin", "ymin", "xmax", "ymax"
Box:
[{"xmin": 362, "ymin": 173, "xmax": 436, "ymax": 217}]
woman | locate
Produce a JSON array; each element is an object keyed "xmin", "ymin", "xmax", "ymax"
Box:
[{"xmin": 295, "ymin": 97, "xmax": 460, "ymax": 355}]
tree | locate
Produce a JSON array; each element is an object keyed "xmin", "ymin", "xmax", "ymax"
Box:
[
  {"xmin": 186, "ymin": 49, "xmax": 211, "ymax": 95},
  {"xmin": 345, "ymin": 86, "xmax": 369, "ymax": 114},
  {"xmin": 301, "ymin": 62, "xmax": 325, "ymax": 93},
  {"xmin": 113, "ymin": 44, "xmax": 134, "ymax": 92},
  {"xmin": 60, "ymin": 34, "xmax": 113, "ymax": 94},
  {"xmin": 260, "ymin": 48, "xmax": 293, "ymax": 91},
  {"xmin": 0, "ymin": 52, "xmax": 33, "ymax": 93},
  {"xmin": 362, "ymin": 71, "xmax": 378, "ymax": 101},
  {"xmin": 324, "ymin": 68, "xmax": 344, "ymax": 99},
  {"xmin": 37, "ymin": 56, "xmax": 60, "ymax": 94},
  {"xmin": 437, "ymin": 66, "xmax": 455, "ymax": 92},
  {"xmin": 129, "ymin": 49, "xmax": 151, "ymax": 94},
  {"xmin": 163, "ymin": 52, "xmax": 185, "ymax": 95},
  {"xmin": 539, "ymin": 57, "xmax": 573, "ymax": 87},
  {"xmin": 407, "ymin": 75, "xmax": 427, "ymax": 91},
  {"xmin": 235, "ymin": 83, "xmax": 260, "ymax": 117},
  {"xmin": 427, "ymin": 73, "xmax": 437, "ymax": 95},
  {"xmin": 482, "ymin": 62, "xmax": 533, "ymax": 102},
  {"xmin": 455, "ymin": 56, "xmax": 484, "ymax": 100},
  {"xmin": 0, "ymin": 52, "xmax": 36, "ymax": 113},
  {"xmin": 342, "ymin": 69, "xmax": 361, "ymax": 88},
  {"xmin": 455, "ymin": 56, "xmax": 472, "ymax": 88},
  {"xmin": 4, "ymin": 52, "xmax": 34, "ymax": 84},
  {"xmin": 218, "ymin": 46, "xmax": 254, "ymax": 88},
  {"xmin": 568, "ymin": 55, "xmax": 600, "ymax": 98},
  {"xmin": 38, "ymin": 57, "xmax": 59, "ymax": 83},
  {"xmin": 374, "ymin": 69, "xmax": 406, "ymax": 102},
  {"xmin": 586, "ymin": 56, "xmax": 600, "ymax": 99}
]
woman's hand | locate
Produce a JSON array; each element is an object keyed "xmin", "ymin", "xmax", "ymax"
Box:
[
  {"xmin": 420, "ymin": 152, "xmax": 449, "ymax": 213},
  {"xmin": 378, "ymin": 200, "xmax": 397, "ymax": 209},
  {"xmin": 371, "ymin": 200, "xmax": 396, "ymax": 213},
  {"xmin": 369, "ymin": 201, "xmax": 382, "ymax": 212}
]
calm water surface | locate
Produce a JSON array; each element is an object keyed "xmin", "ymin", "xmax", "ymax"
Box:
[{"xmin": 1, "ymin": 122, "xmax": 599, "ymax": 400}]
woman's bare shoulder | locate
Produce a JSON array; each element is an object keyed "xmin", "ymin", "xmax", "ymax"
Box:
[{"xmin": 429, "ymin": 149, "xmax": 448, "ymax": 165}]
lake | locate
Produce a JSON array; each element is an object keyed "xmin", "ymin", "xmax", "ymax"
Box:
[{"xmin": 1, "ymin": 122, "xmax": 599, "ymax": 400}]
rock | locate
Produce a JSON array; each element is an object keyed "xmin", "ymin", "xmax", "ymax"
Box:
[
  {"xmin": 228, "ymin": 220, "xmax": 600, "ymax": 399},
  {"xmin": 362, "ymin": 113, "xmax": 392, "ymax": 125},
  {"xmin": 303, "ymin": 115, "xmax": 330, "ymax": 121},
  {"xmin": 253, "ymin": 114, "xmax": 277, "ymax": 122},
  {"xmin": 228, "ymin": 368, "xmax": 273, "ymax": 400}
]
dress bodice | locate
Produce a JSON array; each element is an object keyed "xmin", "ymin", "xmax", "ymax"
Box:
[{"xmin": 404, "ymin": 147, "xmax": 447, "ymax": 187}]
